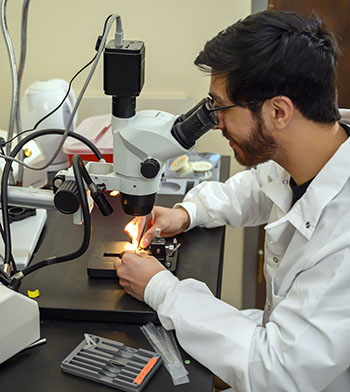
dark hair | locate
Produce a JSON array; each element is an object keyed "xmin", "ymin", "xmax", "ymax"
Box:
[{"xmin": 195, "ymin": 10, "xmax": 341, "ymax": 123}]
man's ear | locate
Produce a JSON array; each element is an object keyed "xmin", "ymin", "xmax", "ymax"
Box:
[{"xmin": 266, "ymin": 96, "xmax": 294, "ymax": 129}]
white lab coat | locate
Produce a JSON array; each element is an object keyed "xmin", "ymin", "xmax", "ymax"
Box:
[{"xmin": 145, "ymin": 137, "xmax": 350, "ymax": 391}]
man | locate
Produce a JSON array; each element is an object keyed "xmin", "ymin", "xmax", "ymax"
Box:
[{"xmin": 115, "ymin": 10, "xmax": 350, "ymax": 391}]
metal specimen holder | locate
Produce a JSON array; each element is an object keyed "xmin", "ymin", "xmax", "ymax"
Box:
[{"xmin": 150, "ymin": 229, "xmax": 181, "ymax": 272}]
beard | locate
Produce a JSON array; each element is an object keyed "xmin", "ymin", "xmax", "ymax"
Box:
[{"xmin": 228, "ymin": 115, "xmax": 278, "ymax": 167}]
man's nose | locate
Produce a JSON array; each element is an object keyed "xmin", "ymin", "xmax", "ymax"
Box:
[{"xmin": 214, "ymin": 112, "xmax": 225, "ymax": 130}]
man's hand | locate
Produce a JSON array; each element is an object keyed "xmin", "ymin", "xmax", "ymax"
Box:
[
  {"xmin": 114, "ymin": 251, "xmax": 166, "ymax": 302},
  {"xmin": 128, "ymin": 206, "xmax": 190, "ymax": 249}
]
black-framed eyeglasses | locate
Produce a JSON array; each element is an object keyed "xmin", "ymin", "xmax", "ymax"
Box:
[{"xmin": 205, "ymin": 96, "xmax": 272, "ymax": 113}]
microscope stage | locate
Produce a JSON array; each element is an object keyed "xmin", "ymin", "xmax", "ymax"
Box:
[{"xmin": 87, "ymin": 241, "xmax": 130, "ymax": 278}]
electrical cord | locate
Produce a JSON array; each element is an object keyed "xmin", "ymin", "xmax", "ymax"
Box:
[
  {"xmin": 103, "ymin": 14, "xmax": 112, "ymax": 35},
  {"xmin": 15, "ymin": 154, "xmax": 91, "ymax": 278},
  {"xmin": 76, "ymin": 157, "xmax": 94, "ymax": 186},
  {"xmin": 73, "ymin": 154, "xmax": 113, "ymax": 217},
  {"xmin": 0, "ymin": 141, "xmax": 17, "ymax": 273},
  {"xmin": 1, "ymin": 129, "xmax": 103, "ymax": 271},
  {"xmin": 0, "ymin": 263, "xmax": 11, "ymax": 285},
  {"xmin": 1, "ymin": 0, "xmax": 17, "ymax": 185},
  {"xmin": 0, "ymin": 274, "xmax": 10, "ymax": 286},
  {"xmin": 15, "ymin": 0, "xmax": 32, "ymax": 185},
  {"xmin": 17, "ymin": 1, "xmax": 31, "ymax": 109},
  {"xmin": 0, "ymin": 224, "xmax": 17, "ymax": 274},
  {"xmin": 1, "ymin": 0, "xmax": 18, "ymax": 156},
  {"xmin": 0, "ymin": 0, "xmax": 30, "ymax": 184},
  {"xmin": 1, "ymin": 0, "xmax": 32, "ymax": 155}
]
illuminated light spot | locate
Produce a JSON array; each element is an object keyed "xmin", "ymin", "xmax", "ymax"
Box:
[
  {"xmin": 24, "ymin": 148, "xmax": 32, "ymax": 157},
  {"xmin": 124, "ymin": 242, "xmax": 138, "ymax": 251},
  {"xmin": 124, "ymin": 220, "xmax": 140, "ymax": 250}
]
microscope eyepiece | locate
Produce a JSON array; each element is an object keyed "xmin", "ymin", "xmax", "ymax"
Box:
[
  {"xmin": 171, "ymin": 98, "xmax": 218, "ymax": 149},
  {"xmin": 120, "ymin": 192, "xmax": 156, "ymax": 216}
]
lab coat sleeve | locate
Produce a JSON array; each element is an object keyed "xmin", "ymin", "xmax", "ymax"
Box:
[
  {"xmin": 176, "ymin": 160, "xmax": 280, "ymax": 230},
  {"xmin": 145, "ymin": 241, "xmax": 350, "ymax": 392},
  {"xmin": 145, "ymin": 270, "xmax": 258, "ymax": 391}
]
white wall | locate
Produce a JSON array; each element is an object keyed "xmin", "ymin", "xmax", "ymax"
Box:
[{"xmin": 0, "ymin": 0, "xmax": 252, "ymax": 308}]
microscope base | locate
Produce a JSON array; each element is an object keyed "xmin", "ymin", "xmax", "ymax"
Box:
[{"xmin": 0, "ymin": 284, "xmax": 40, "ymax": 364}]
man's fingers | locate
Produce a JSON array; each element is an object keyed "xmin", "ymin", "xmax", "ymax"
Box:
[
  {"xmin": 140, "ymin": 235, "xmax": 151, "ymax": 249},
  {"xmin": 114, "ymin": 257, "xmax": 122, "ymax": 270},
  {"xmin": 119, "ymin": 278, "xmax": 128, "ymax": 287},
  {"xmin": 140, "ymin": 225, "xmax": 161, "ymax": 249}
]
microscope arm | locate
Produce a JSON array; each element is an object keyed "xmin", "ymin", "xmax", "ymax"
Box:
[{"xmin": 6, "ymin": 186, "xmax": 55, "ymax": 210}]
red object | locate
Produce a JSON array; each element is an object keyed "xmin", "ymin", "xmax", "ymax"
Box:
[
  {"xmin": 133, "ymin": 357, "xmax": 158, "ymax": 385},
  {"xmin": 67, "ymin": 153, "xmax": 113, "ymax": 165},
  {"xmin": 64, "ymin": 114, "xmax": 113, "ymax": 165}
]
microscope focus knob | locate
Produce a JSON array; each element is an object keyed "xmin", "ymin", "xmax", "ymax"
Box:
[{"xmin": 140, "ymin": 158, "xmax": 160, "ymax": 179}]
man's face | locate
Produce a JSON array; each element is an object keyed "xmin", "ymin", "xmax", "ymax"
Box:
[{"xmin": 209, "ymin": 75, "xmax": 278, "ymax": 167}]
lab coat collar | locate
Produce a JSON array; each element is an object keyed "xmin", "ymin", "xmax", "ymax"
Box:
[
  {"xmin": 263, "ymin": 137, "xmax": 350, "ymax": 240},
  {"xmin": 261, "ymin": 170, "xmax": 292, "ymax": 214}
]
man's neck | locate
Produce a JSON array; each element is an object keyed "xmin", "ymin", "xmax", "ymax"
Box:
[{"xmin": 274, "ymin": 119, "xmax": 348, "ymax": 185}]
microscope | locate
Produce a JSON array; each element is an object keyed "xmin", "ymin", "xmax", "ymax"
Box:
[
  {"xmin": 0, "ymin": 17, "xmax": 217, "ymax": 365},
  {"xmin": 54, "ymin": 38, "xmax": 217, "ymax": 217}
]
